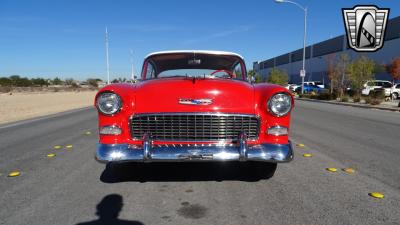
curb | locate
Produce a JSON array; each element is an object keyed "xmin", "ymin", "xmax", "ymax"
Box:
[{"xmin": 296, "ymin": 98, "xmax": 400, "ymax": 112}]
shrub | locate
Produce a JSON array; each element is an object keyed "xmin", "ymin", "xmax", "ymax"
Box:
[
  {"xmin": 370, "ymin": 98, "xmax": 382, "ymax": 105},
  {"xmin": 370, "ymin": 89, "xmax": 385, "ymax": 99},
  {"xmin": 320, "ymin": 89, "xmax": 330, "ymax": 94},
  {"xmin": 0, "ymin": 86, "xmax": 12, "ymax": 93},
  {"xmin": 346, "ymin": 89, "xmax": 356, "ymax": 97},
  {"xmin": 267, "ymin": 68, "xmax": 288, "ymax": 85},
  {"xmin": 317, "ymin": 93, "xmax": 333, "ymax": 100},
  {"xmin": 353, "ymin": 95, "xmax": 361, "ymax": 103},
  {"xmin": 87, "ymin": 78, "xmax": 99, "ymax": 88},
  {"xmin": 299, "ymin": 94, "xmax": 312, "ymax": 99},
  {"xmin": 364, "ymin": 97, "xmax": 371, "ymax": 104},
  {"xmin": 71, "ymin": 82, "xmax": 79, "ymax": 88},
  {"xmin": 341, "ymin": 96, "xmax": 349, "ymax": 102}
]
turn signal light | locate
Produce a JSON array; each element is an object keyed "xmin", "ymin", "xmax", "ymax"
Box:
[
  {"xmin": 267, "ymin": 126, "xmax": 288, "ymax": 136},
  {"xmin": 99, "ymin": 125, "xmax": 122, "ymax": 135}
]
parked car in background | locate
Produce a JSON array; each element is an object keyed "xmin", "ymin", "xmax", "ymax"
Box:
[
  {"xmin": 289, "ymin": 83, "xmax": 301, "ymax": 92},
  {"xmin": 285, "ymin": 83, "xmax": 300, "ymax": 92},
  {"xmin": 304, "ymin": 81, "xmax": 325, "ymax": 89},
  {"xmin": 361, "ymin": 80, "xmax": 392, "ymax": 97},
  {"xmin": 392, "ymin": 83, "xmax": 400, "ymax": 99},
  {"xmin": 284, "ymin": 84, "xmax": 292, "ymax": 90},
  {"xmin": 295, "ymin": 84, "xmax": 324, "ymax": 94}
]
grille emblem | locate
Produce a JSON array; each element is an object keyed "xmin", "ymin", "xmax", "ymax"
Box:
[{"xmin": 179, "ymin": 98, "xmax": 213, "ymax": 105}]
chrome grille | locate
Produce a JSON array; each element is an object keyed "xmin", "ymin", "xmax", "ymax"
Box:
[{"xmin": 130, "ymin": 113, "xmax": 259, "ymax": 141}]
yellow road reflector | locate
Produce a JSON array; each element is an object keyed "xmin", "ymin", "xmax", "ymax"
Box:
[
  {"xmin": 47, "ymin": 153, "xmax": 56, "ymax": 158},
  {"xmin": 326, "ymin": 167, "xmax": 338, "ymax": 172},
  {"xmin": 54, "ymin": 145, "xmax": 62, "ymax": 149},
  {"xmin": 342, "ymin": 168, "xmax": 355, "ymax": 174},
  {"xmin": 65, "ymin": 145, "xmax": 73, "ymax": 149},
  {"xmin": 297, "ymin": 143, "xmax": 305, "ymax": 147},
  {"xmin": 303, "ymin": 153, "xmax": 312, "ymax": 157},
  {"xmin": 8, "ymin": 171, "xmax": 21, "ymax": 177},
  {"xmin": 369, "ymin": 192, "xmax": 384, "ymax": 199},
  {"xmin": 85, "ymin": 131, "xmax": 91, "ymax": 135}
]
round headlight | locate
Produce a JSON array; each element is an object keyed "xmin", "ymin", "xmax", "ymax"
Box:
[
  {"xmin": 96, "ymin": 92, "xmax": 122, "ymax": 115},
  {"xmin": 268, "ymin": 93, "xmax": 292, "ymax": 117}
]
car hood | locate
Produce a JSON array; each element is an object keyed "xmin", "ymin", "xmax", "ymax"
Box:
[{"xmin": 134, "ymin": 77, "xmax": 255, "ymax": 114}]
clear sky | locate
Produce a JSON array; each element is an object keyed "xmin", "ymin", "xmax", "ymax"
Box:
[{"xmin": 0, "ymin": 0, "xmax": 398, "ymax": 80}]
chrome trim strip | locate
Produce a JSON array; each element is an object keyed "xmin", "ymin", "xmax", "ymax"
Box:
[
  {"xmin": 131, "ymin": 112, "xmax": 258, "ymax": 117},
  {"xmin": 145, "ymin": 50, "xmax": 244, "ymax": 60}
]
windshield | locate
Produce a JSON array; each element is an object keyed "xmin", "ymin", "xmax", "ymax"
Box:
[
  {"xmin": 142, "ymin": 52, "xmax": 246, "ymax": 80},
  {"xmin": 381, "ymin": 82, "xmax": 392, "ymax": 88}
]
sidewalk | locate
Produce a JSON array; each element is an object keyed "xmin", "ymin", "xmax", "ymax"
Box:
[{"xmin": 296, "ymin": 97, "xmax": 400, "ymax": 112}]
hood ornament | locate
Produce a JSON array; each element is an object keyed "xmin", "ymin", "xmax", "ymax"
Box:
[{"xmin": 179, "ymin": 98, "xmax": 213, "ymax": 105}]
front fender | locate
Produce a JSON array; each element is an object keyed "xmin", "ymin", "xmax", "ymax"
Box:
[
  {"xmin": 253, "ymin": 83, "xmax": 294, "ymax": 144},
  {"xmin": 95, "ymin": 84, "xmax": 137, "ymax": 144}
]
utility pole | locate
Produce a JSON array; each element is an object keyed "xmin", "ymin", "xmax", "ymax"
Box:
[
  {"xmin": 130, "ymin": 49, "xmax": 135, "ymax": 82},
  {"xmin": 105, "ymin": 27, "xmax": 110, "ymax": 84}
]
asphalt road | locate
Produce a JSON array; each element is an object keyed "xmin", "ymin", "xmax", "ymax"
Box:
[{"xmin": 1, "ymin": 101, "xmax": 400, "ymax": 225}]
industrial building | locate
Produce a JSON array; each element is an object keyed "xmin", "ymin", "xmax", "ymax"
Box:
[{"xmin": 253, "ymin": 16, "xmax": 400, "ymax": 84}]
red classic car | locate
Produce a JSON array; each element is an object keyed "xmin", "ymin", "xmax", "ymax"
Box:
[{"xmin": 95, "ymin": 50, "xmax": 294, "ymax": 176}]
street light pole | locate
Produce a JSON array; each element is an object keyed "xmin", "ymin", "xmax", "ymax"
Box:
[
  {"xmin": 275, "ymin": 0, "xmax": 307, "ymax": 94},
  {"xmin": 130, "ymin": 49, "xmax": 135, "ymax": 82},
  {"xmin": 105, "ymin": 27, "xmax": 110, "ymax": 85},
  {"xmin": 301, "ymin": 7, "xmax": 307, "ymax": 94}
]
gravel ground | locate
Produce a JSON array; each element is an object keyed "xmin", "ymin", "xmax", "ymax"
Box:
[{"xmin": 0, "ymin": 91, "xmax": 96, "ymax": 125}]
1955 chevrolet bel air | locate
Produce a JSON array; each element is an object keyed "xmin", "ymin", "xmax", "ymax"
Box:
[{"xmin": 95, "ymin": 50, "xmax": 294, "ymax": 177}]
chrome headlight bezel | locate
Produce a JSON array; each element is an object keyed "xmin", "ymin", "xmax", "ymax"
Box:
[
  {"xmin": 96, "ymin": 92, "xmax": 122, "ymax": 115},
  {"xmin": 267, "ymin": 92, "xmax": 293, "ymax": 117}
]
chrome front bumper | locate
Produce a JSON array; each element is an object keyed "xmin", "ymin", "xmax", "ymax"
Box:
[{"xmin": 95, "ymin": 134, "xmax": 293, "ymax": 163}]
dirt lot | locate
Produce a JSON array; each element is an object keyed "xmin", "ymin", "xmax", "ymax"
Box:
[{"xmin": 0, "ymin": 91, "xmax": 97, "ymax": 125}]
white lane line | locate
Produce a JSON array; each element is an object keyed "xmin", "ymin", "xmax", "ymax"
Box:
[{"xmin": 0, "ymin": 107, "xmax": 93, "ymax": 130}]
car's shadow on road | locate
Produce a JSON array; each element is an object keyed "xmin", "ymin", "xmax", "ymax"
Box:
[{"xmin": 100, "ymin": 162, "xmax": 277, "ymax": 183}]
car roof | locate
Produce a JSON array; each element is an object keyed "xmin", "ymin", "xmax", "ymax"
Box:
[
  {"xmin": 367, "ymin": 80, "xmax": 392, "ymax": 82},
  {"xmin": 145, "ymin": 50, "xmax": 244, "ymax": 60}
]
